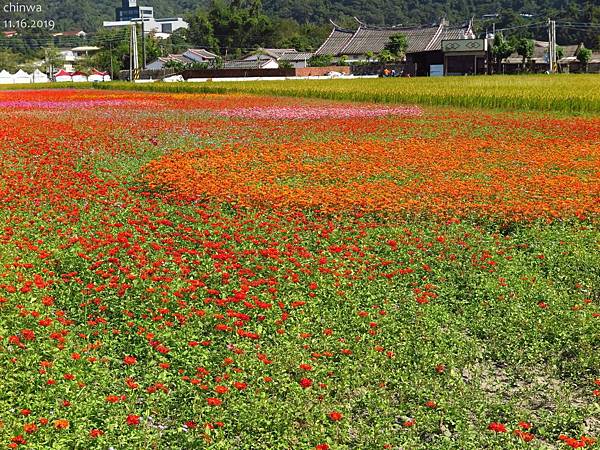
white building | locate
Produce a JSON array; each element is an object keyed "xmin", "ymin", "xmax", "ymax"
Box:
[
  {"xmin": 104, "ymin": 0, "xmax": 187, "ymax": 36},
  {"xmin": 242, "ymin": 49, "xmax": 313, "ymax": 68}
]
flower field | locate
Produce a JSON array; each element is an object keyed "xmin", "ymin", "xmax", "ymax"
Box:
[
  {"xmin": 0, "ymin": 89, "xmax": 599, "ymax": 449},
  {"xmin": 95, "ymin": 74, "xmax": 600, "ymax": 114}
]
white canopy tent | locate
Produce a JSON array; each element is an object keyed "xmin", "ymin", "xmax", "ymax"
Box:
[
  {"xmin": 71, "ymin": 71, "xmax": 88, "ymax": 82},
  {"xmin": 31, "ymin": 69, "xmax": 49, "ymax": 83},
  {"xmin": 12, "ymin": 69, "xmax": 32, "ymax": 84},
  {"xmin": 0, "ymin": 70, "xmax": 13, "ymax": 84},
  {"xmin": 54, "ymin": 69, "xmax": 73, "ymax": 82},
  {"xmin": 88, "ymin": 69, "xmax": 107, "ymax": 82}
]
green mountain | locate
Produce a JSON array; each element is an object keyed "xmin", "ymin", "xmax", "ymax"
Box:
[{"xmin": 1, "ymin": 0, "xmax": 598, "ymax": 50}]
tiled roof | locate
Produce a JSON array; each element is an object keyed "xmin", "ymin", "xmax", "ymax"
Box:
[
  {"xmin": 243, "ymin": 49, "xmax": 314, "ymax": 62},
  {"xmin": 316, "ymin": 21, "xmax": 473, "ymax": 56},
  {"xmin": 222, "ymin": 59, "xmax": 273, "ymax": 69},
  {"xmin": 315, "ymin": 28, "xmax": 355, "ymax": 55},
  {"xmin": 279, "ymin": 52, "xmax": 314, "ymax": 61},
  {"xmin": 186, "ymin": 48, "xmax": 218, "ymax": 59},
  {"xmin": 504, "ymin": 40, "xmax": 582, "ymax": 64}
]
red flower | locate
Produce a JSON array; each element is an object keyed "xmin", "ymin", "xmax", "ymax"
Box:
[
  {"xmin": 517, "ymin": 421, "xmax": 532, "ymax": 430},
  {"xmin": 315, "ymin": 444, "xmax": 330, "ymax": 450},
  {"xmin": 403, "ymin": 419, "xmax": 415, "ymax": 427},
  {"xmin": 233, "ymin": 381, "xmax": 247, "ymax": 390},
  {"xmin": 89, "ymin": 429, "xmax": 104, "ymax": 438},
  {"xmin": 425, "ymin": 400, "xmax": 437, "ymax": 408},
  {"xmin": 23, "ymin": 423, "xmax": 37, "ymax": 434},
  {"xmin": 124, "ymin": 355, "xmax": 137, "ymax": 365},
  {"xmin": 328, "ymin": 411, "xmax": 343, "ymax": 421},
  {"xmin": 207, "ymin": 397, "xmax": 222, "ymax": 406},
  {"xmin": 214, "ymin": 385, "xmax": 229, "ymax": 394},
  {"xmin": 126, "ymin": 414, "xmax": 140, "ymax": 426},
  {"xmin": 299, "ymin": 378, "xmax": 313, "ymax": 388},
  {"xmin": 514, "ymin": 430, "xmax": 534, "ymax": 442},
  {"xmin": 487, "ymin": 422, "xmax": 507, "ymax": 433},
  {"xmin": 21, "ymin": 329, "xmax": 35, "ymax": 341}
]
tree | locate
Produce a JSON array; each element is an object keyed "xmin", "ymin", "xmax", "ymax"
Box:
[
  {"xmin": 186, "ymin": 9, "xmax": 219, "ymax": 53},
  {"xmin": 192, "ymin": 0, "xmax": 275, "ymax": 58},
  {"xmin": 89, "ymin": 28, "xmax": 129, "ymax": 77},
  {"xmin": 0, "ymin": 50, "xmax": 19, "ymax": 73},
  {"xmin": 384, "ymin": 33, "xmax": 408, "ymax": 61},
  {"xmin": 376, "ymin": 50, "xmax": 394, "ymax": 64},
  {"xmin": 515, "ymin": 38, "xmax": 534, "ymax": 71},
  {"xmin": 307, "ymin": 54, "xmax": 332, "ymax": 67},
  {"xmin": 278, "ymin": 60, "xmax": 293, "ymax": 69},
  {"xmin": 577, "ymin": 46, "xmax": 592, "ymax": 72},
  {"xmin": 491, "ymin": 34, "xmax": 514, "ymax": 73},
  {"xmin": 43, "ymin": 47, "xmax": 65, "ymax": 75}
]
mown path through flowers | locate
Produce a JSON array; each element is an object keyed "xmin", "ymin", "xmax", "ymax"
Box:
[{"xmin": 0, "ymin": 89, "xmax": 599, "ymax": 449}]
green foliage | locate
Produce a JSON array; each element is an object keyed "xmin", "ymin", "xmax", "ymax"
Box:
[
  {"xmin": 185, "ymin": 0, "xmax": 276, "ymax": 57},
  {"xmin": 0, "ymin": 50, "xmax": 21, "ymax": 73},
  {"xmin": 515, "ymin": 38, "xmax": 534, "ymax": 69},
  {"xmin": 376, "ymin": 49, "xmax": 395, "ymax": 63},
  {"xmin": 308, "ymin": 54, "xmax": 333, "ymax": 67},
  {"xmin": 384, "ymin": 33, "xmax": 408, "ymax": 61},
  {"xmin": 277, "ymin": 60, "xmax": 293, "ymax": 69},
  {"xmin": 577, "ymin": 47, "xmax": 592, "ymax": 64},
  {"xmin": 492, "ymin": 34, "xmax": 514, "ymax": 61},
  {"xmin": 1, "ymin": 0, "xmax": 599, "ymax": 59}
]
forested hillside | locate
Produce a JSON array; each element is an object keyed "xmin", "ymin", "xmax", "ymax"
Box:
[
  {"xmin": 0, "ymin": 0, "xmax": 598, "ymax": 56},
  {"xmin": 2, "ymin": 0, "xmax": 598, "ymax": 36}
]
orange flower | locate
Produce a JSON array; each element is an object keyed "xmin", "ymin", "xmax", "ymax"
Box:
[{"xmin": 54, "ymin": 419, "xmax": 69, "ymax": 430}]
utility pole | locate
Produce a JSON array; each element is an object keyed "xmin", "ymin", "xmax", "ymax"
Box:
[
  {"xmin": 129, "ymin": 24, "xmax": 133, "ymax": 81},
  {"xmin": 548, "ymin": 18, "xmax": 553, "ymax": 73},
  {"xmin": 547, "ymin": 18, "xmax": 557, "ymax": 73},
  {"xmin": 140, "ymin": 20, "xmax": 146, "ymax": 70},
  {"xmin": 129, "ymin": 21, "xmax": 139, "ymax": 81},
  {"xmin": 109, "ymin": 41, "xmax": 114, "ymax": 80},
  {"xmin": 552, "ymin": 19, "xmax": 556, "ymax": 72}
]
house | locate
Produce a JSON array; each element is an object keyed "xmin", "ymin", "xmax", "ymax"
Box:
[
  {"xmin": 242, "ymin": 49, "xmax": 314, "ymax": 68},
  {"xmin": 222, "ymin": 59, "xmax": 279, "ymax": 70},
  {"xmin": 145, "ymin": 49, "xmax": 218, "ymax": 70},
  {"xmin": 104, "ymin": 0, "xmax": 188, "ymax": 36},
  {"xmin": 501, "ymin": 40, "xmax": 583, "ymax": 72},
  {"xmin": 71, "ymin": 46, "xmax": 101, "ymax": 59},
  {"xmin": 182, "ymin": 49, "xmax": 219, "ymax": 63},
  {"xmin": 59, "ymin": 49, "xmax": 76, "ymax": 72},
  {"xmin": 315, "ymin": 18, "xmax": 475, "ymax": 75}
]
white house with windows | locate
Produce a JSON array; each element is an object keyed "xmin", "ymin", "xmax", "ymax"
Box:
[{"xmin": 103, "ymin": 0, "xmax": 187, "ymax": 36}]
